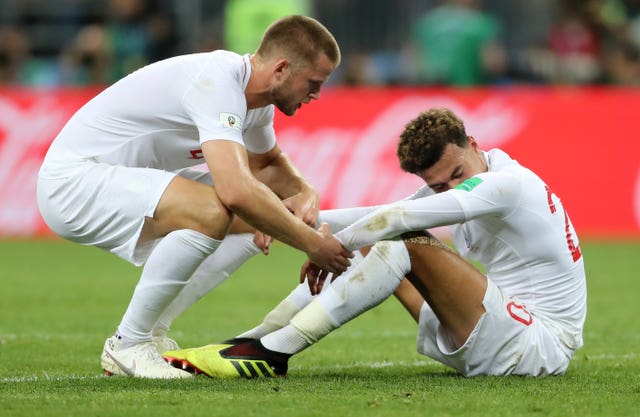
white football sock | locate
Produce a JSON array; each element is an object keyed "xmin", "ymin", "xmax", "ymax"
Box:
[
  {"xmin": 261, "ymin": 240, "xmax": 410, "ymax": 354},
  {"xmin": 235, "ymin": 283, "xmax": 313, "ymax": 340},
  {"xmin": 116, "ymin": 229, "xmax": 221, "ymax": 347},
  {"xmin": 152, "ymin": 233, "xmax": 260, "ymax": 337},
  {"xmin": 236, "ymin": 251, "xmax": 364, "ymax": 340}
]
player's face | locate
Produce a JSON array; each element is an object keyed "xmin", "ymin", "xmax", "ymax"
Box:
[
  {"xmin": 272, "ymin": 54, "xmax": 334, "ymax": 116},
  {"xmin": 416, "ymin": 137, "xmax": 487, "ymax": 193}
]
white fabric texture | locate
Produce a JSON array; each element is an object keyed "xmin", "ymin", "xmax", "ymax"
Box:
[
  {"xmin": 153, "ymin": 233, "xmax": 261, "ymax": 336},
  {"xmin": 269, "ymin": 240, "xmax": 410, "ymax": 353},
  {"xmin": 117, "ymin": 229, "xmax": 221, "ymax": 342},
  {"xmin": 43, "ymin": 51, "xmax": 276, "ymax": 170},
  {"xmin": 417, "ymin": 279, "xmax": 570, "ymax": 377}
]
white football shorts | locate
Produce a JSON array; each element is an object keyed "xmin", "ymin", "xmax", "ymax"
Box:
[
  {"xmin": 416, "ymin": 278, "xmax": 572, "ymax": 377},
  {"xmin": 37, "ymin": 158, "xmax": 211, "ymax": 266}
]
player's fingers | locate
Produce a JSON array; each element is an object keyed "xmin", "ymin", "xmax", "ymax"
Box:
[
  {"xmin": 282, "ymin": 199, "xmax": 297, "ymax": 216},
  {"xmin": 317, "ymin": 222, "xmax": 332, "ymax": 234},
  {"xmin": 263, "ymin": 234, "xmax": 273, "ymax": 249},
  {"xmin": 301, "ymin": 261, "xmax": 325, "ymax": 294},
  {"xmin": 316, "ymin": 271, "xmax": 327, "ymax": 293},
  {"xmin": 335, "ymin": 256, "xmax": 351, "ymax": 271},
  {"xmin": 302, "ymin": 211, "xmax": 316, "ymax": 227},
  {"xmin": 299, "ymin": 260, "xmax": 313, "ymax": 283},
  {"xmin": 342, "ymin": 249, "xmax": 355, "ymax": 258},
  {"xmin": 317, "ymin": 270, "xmax": 330, "ymax": 289},
  {"xmin": 252, "ymin": 232, "xmax": 271, "ymax": 255}
]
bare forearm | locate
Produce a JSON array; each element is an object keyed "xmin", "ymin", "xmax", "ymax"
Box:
[
  {"xmin": 253, "ymin": 152, "xmax": 313, "ymax": 199},
  {"xmin": 226, "ymin": 179, "xmax": 318, "ymax": 252},
  {"xmin": 252, "ymin": 150, "xmax": 319, "ymax": 226},
  {"xmin": 222, "ymin": 177, "xmax": 351, "ymax": 274},
  {"xmin": 205, "ymin": 141, "xmax": 318, "ymax": 251}
]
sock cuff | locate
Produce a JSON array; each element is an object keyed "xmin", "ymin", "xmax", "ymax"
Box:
[
  {"xmin": 170, "ymin": 229, "xmax": 222, "ymax": 254},
  {"xmin": 225, "ymin": 233, "xmax": 262, "ymax": 256},
  {"xmin": 290, "ymin": 300, "xmax": 339, "ymax": 344}
]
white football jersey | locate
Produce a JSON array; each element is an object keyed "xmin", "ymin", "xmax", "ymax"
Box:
[
  {"xmin": 43, "ymin": 51, "xmax": 276, "ymax": 172},
  {"xmin": 335, "ymin": 149, "xmax": 586, "ymax": 353}
]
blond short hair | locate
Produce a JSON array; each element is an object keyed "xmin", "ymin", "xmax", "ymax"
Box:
[{"xmin": 256, "ymin": 15, "xmax": 341, "ymax": 69}]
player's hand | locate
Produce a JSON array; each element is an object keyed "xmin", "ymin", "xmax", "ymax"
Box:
[
  {"xmin": 306, "ymin": 223, "xmax": 353, "ymax": 274},
  {"xmin": 252, "ymin": 231, "xmax": 272, "ymax": 255},
  {"xmin": 300, "ymin": 260, "xmax": 333, "ymax": 295},
  {"xmin": 282, "ymin": 189, "xmax": 319, "ymax": 227}
]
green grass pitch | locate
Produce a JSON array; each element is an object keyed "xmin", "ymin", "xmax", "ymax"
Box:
[{"xmin": 1, "ymin": 239, "xmax": 638, "ymax": 417}]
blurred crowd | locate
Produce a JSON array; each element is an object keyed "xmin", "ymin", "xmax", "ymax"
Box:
[{"xmin": 1, "ymin": 0, "xmax": 640, "ymax": 87}]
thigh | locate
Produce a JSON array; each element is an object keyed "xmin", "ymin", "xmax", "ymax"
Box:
[
  {"xmin": 142, "ymin": 173, "xmax": 231, "ymax": 241},
  {"xmin": 405, "ymin": 242, "xmax": 487, "ymax": 349}
]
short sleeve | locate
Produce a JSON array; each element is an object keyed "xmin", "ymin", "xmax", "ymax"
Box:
[
  {"xmin": 181, "ymin": 60, "xmax": 248, "ymax": 147},
  {"xmin": 243, "ymin": 106, "xmax": 277, "ymax": 154}
]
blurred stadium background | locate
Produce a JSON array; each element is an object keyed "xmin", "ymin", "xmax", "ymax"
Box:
[
  {"xmin": 0, "ymin": 0, "xmax": 639, "ymax": 240},
  {"xmin": 4, "ymin": 0, "xmax": 640, "ymax": 86}
]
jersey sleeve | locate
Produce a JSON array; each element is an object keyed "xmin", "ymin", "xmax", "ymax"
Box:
[
  {"xmin": 243, "ymin": 106, "xmax": 277, "ymax": 154},
  {"xmin": 334, "ymin": 192, "xmax": 466, "ymax": 251},
  {"xmin": 334, "ymin": 173, "xmax": 520, "ymax": 251},
  {"xmin": 181, "ymin": 61, "xmax": 248, "ymax": 147},
  {"xmin": 318, "ymin": 206, "xmax": 385, "ymax": 233},
  {"xmin": 316, "ymin": 184, "xmax": 435, "ymax": 234},
  {"xmin": 447, "ymin": 172, "xmax": 520, "ymax": 221}
]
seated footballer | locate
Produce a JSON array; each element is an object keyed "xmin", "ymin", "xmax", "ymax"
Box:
[{"xmin": 164, "ymin": 107, "xmax": 587, "ymax": 378}]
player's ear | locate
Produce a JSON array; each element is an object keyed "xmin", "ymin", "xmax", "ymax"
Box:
[{"xmin": 273, "ymin": 59, "xmax": 289, "ymax": 81}]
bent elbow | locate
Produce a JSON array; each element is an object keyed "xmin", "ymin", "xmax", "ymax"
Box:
[{"xmin": 215, "ymin": 184, "xmax": 253, "ymax": 213}]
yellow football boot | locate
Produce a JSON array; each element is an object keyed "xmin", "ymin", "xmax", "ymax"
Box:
[{"xmin": 181, "ymin": 340, "xmax": 290, "ymax": 378}]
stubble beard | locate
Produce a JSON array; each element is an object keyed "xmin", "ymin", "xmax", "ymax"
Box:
[{"xmin": 272, "ymin": 81, "xmax": 299, "ymax": 116}]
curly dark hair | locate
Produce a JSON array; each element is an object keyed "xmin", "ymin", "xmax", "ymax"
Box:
[{"xmin": 397, "ymin": 108, "xmax": 468, "ymax": 174}]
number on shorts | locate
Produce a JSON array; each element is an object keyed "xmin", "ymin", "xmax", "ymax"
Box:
[{"xmin": 507, "ymin": 301, "xmax": 533, "ymax": 326}]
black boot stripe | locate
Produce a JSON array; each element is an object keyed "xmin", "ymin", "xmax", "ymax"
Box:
[
  {"xmin": 230, "ymin": 360, "xmax": 250, "ymax": 378},
  {"xmin": 254, "ymin": 361, "xmax": 272, "ymax": 377},
  {"xmin": 243, "ymin": 361, "xmax": 260, "ymax": 378}
]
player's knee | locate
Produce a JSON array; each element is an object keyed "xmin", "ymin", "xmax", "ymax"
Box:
[
  {"xmin": 155, "ymin": 176, "xmax": 233, "ymax": 239},
  {"xmin": 196, "ymin": 201, "xmax": 234, "ymax": 239},
  {"xmin": 370, "ymin": 240, "xmax": 411, "ymax": 280},
  {"xmin": 166, "ymin": 192, "xmax": 234, "ymax": 239}
]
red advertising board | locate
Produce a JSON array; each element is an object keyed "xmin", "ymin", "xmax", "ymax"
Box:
[
  {"xmin": 274, "ymin": 86, "xmax": 640, "ymax": 238},
  {"xmin": 0, "ymin": 86, "xmax": 638, "ymax": 238}
]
